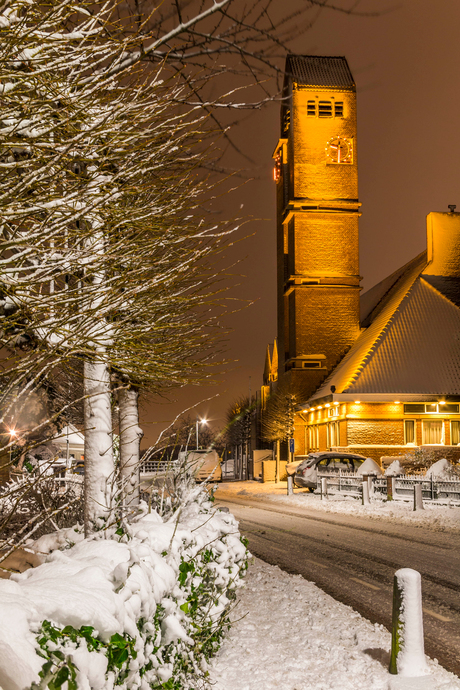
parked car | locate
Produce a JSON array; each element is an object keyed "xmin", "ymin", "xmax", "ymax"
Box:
[{"xmin": 292, "ymin": 451, "xmax": 368, "ymax": 490}]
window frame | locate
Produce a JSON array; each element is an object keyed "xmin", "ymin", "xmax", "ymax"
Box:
[
  {"xmin": 404, "ymin": 419, "xmax": 416, "ymax": 445},
  {"xmin": 422, "ymin": 419, "xmax": 444, "ymax": 445},
  {"xmin": 451, "ymin": 420, "xmax": 460, "ymax": 446}
]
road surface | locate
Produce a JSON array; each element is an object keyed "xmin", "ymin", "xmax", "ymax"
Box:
[{"xmin": 215, "ymin": 488, "xmax": 460, "ymax": 676}]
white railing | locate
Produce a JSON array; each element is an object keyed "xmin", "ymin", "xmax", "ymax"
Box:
[
  {"xmin": 140, "ymin": 459, "xmax": 180, "ymax": 474},
  {"xmin": 317, "ymin": 471, "xmax": 460, "ymax": 503}
]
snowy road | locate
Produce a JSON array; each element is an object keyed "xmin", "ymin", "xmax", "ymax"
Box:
[{"xmin": 215, "ymin": 490, "xmax": 460, "ymax": 676}]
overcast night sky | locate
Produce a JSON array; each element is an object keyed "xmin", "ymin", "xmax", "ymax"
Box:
[{"xmin": 141, "ymin": 0, "xmax": 460, "ymax": 445}]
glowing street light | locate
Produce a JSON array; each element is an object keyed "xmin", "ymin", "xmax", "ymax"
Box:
[
  {"xmin": 7, "ymin": 427, "xmax": 17, "ymax": 467},
  {"xmin": 196, "ymin": 418, "xmax": 207, "ymax": 450}
]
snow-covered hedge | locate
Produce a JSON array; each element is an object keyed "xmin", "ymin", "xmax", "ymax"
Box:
[{"xmin": 0, "ymin": 490, "xmax": 248, "ymax": 690}]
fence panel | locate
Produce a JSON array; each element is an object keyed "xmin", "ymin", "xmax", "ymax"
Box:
[{"xmin": 317, "ymin": 471, "xmax": 460, "ymax": 504}]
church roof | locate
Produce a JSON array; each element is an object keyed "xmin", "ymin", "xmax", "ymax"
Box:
[
  {"xmin": 310, "ymin": 252, "xmax": 460, "ymax": 400},
  {"xmin": 285, "ymin": 55, "xmax": 355, "ymax": 90}
]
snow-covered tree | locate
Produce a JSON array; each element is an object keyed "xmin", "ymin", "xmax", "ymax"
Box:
[{"xmin": 0, "ymin": 0, "xmax": 362, "ymax": 540}]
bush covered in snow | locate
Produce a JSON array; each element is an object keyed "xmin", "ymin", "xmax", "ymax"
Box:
[{"xmin": 0, "ymin": 486, "xmax": 248, "ymax": 690}]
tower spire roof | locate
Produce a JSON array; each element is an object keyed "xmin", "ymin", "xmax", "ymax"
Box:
[{"xmin": 285, "ymin": 55, "xmax": 355, "ymax": 90}]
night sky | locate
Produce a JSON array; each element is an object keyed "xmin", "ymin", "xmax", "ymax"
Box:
[{"xmin": 141, "ymin": 0, "xmax": 460, "ymax": 446}]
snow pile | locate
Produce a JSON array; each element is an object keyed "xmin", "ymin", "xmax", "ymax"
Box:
[
  {"xmin": 357, "ymin": 458, "xmax": 383, "ymax": 476},
  {"xmin": 0, "ymin": 493, "xmax": 248, "ymax": 690},
  {"xmin": 210, "ymin": 558, "xmax": 460, "ymax": 690},
  {"xmin": 385, "ymin": 460, "xmax": 403, "ymax": 476},
  {"xmin": 426, "ymin": 459, "xmax": 459, "ymax": 480}
]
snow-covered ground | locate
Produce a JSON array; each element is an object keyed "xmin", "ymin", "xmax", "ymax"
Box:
[
  {"xmin": 216, "ymin": 481, "xmax": 460, "ymax": 532},
  {"xmin": 209, "ymin": 557, "xmax": 460, "ymax": 690}
]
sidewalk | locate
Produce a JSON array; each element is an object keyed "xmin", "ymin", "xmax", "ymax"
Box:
[
  {"xmin": 209, "ymin": 557, "xmax": 460, "ymax": 690},
  {"xmin": 215, "ymin": 481, "xmax": 460, "ymax": 532}
]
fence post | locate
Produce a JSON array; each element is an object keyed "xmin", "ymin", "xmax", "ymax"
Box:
[
  {"xmin": 387, "ymin": 476, "xmax": 396, "ymax": 501},
  {"xmin": 321, "ymin": 477, "xmax": 328, "ymax": 500},
  {"xmin": 413, "ymin": 482, "xmax": 424, "ymax": 511},
  {"xmin": 389, "ymin": 568, "xmax": 428, "ymax": 676},
  {"xmin": 362, "ymin": 476, "xmax": 370, "ymax": 505},
  {"xmin": 287, "ymin": 475, "xmax": 294, "ymax": 496},
  {"xmin": 367, "ymin": 475, "xmax": 374, "ymax": 498},
  {"xmin": 431, "ymin": 476, "xmax": 435, "ymax": 500}
]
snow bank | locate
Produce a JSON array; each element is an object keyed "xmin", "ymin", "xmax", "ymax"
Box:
[
  {"xmin": 218, "ymin": 482, "xmax": 460, "ymax": 532},
  {"xmin": 0, "ymin": 493, "xmax": 248, "ymax": 690},
  {"xmin": 210, "ymin": 558, "xmax": 460, "ymax": 690}
]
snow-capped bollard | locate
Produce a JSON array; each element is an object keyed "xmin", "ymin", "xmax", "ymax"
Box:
[
  {"xmin": 413, "ymin": 483, "xmax": 424, "ymax": 511},
  {"xmin": 287, "ymin": 475, "xmax": 294, "ymax": 495},
  {"xmin": 389, "ymin": 568, "xmax": 429, "ymax": 677},
  {"xmin": 362, "ymin": 477, "xmax": 370, "ymax": 505},
  {"xmin": 320, "ymin": 477, "xmax": 327, "ymax": 500}
]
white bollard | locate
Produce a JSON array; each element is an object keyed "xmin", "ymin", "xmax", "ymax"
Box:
[
  {"xmin": 389, "ymin": 568, "xmax": 428, "ymax": 677},
  {"xmin": 287, "ymin": 475, "xmax": 294, "ymax": 496},
  {"xmin": 362, "ymin": 478, "xmax": 370, "ymax": 505},
  {"xmin": 320, "ymin": 477, "xmax": 327, "ymax": 500},
  {"xmin": 413, "ymin": 483, "xmax": 424, "ymax": 511}
]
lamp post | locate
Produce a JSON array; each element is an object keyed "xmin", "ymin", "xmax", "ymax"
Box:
[
  {"xmin": 196, "ymin": 418, "xmax": 207, "ymax": 449},
  {"xmin": 7, "ymin": 427, "xmax": 16, "ymax": 468}
]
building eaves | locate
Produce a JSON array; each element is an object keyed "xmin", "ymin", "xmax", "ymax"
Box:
[
  {"xmin": 308, "ymin": 253, "xmax": 426, "ymax": 402},
  {"xmin": 285, "ymin": 55, "xmax": 355, "ymax": 91},
  {"xmin": 348, "ymin": 277, "xmax": 460, "ymax": 394},
  {"xmin": 360, "ymin": 251, "xmax": 427, "ymax": 327}
]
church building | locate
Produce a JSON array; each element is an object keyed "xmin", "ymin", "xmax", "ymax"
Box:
[{"xmin": 268, "ymin": 54, "xmax": 460, "ymax": 465}]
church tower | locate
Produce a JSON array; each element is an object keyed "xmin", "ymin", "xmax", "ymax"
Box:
[{"xmin": 274, "ymin": 55, "xmax": 361, "ymax": 399}]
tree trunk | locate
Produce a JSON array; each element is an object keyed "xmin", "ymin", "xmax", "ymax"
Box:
[
  {"xmin": 83, "ymin": 358, "xmax": 114, "ymax": 534},
  {"xmin": 119, "ymin": 385, "xmax": 143, "ymax": 508}
]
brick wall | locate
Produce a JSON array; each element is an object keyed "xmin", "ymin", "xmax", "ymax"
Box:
[{"xmin": 347, "ymin": 419, "xmax": 404, "ymax": 446}]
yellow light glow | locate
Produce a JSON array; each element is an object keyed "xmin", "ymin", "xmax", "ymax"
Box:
[
  {"xmin": 317, "ymin": 406, "xmax": 323, "ymax": 410},
  {"xmin": 302, "ymin": 409, "xmax": 309, "ymax": 413},
  {"xmin": 333, "ymin": 401, "xmax": 339, "ymax": 406},
  {"xmin": 354, "ymin": 400, "xmax": 361, "ymax": 404},
  {"xmin": 8, "ymin": 428, "xmax": 16, "ymax": 437},
  {"xmin": 439, "ymin": 400, "xmax": 446, "ymax": 405},
  {"xmin": 394, "ymin": 400, "xmax": 400, "ymax": 404},
  {"xmin": 325, "ymin": 403, "xmax": 330, "ymax": 408}
]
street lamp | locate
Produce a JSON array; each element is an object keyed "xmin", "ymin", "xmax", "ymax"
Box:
[
  {"xmin": 196, "ymin": 418, "xmax": 207, "ymax": 449},
  {"xmin": 7, "ymin": 427, "xmax": 17, "ymax": 467}
]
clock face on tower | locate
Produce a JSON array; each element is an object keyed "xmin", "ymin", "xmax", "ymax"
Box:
[{"xmin": 325, "ymin": 136, "xmax": 353, "ymax": 164}]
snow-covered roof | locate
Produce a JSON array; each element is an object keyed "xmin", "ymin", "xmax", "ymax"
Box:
[
  {"xmin": 309, "ymin": 249, "xmax": 460, "ymax": 401},
  {"xmin": 53, "ymin": 424, "xmax": 84, "ymax": 447}
]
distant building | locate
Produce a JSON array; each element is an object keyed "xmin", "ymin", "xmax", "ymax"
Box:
[{"xmin": 262, "ymin": 54, "xmax": 460, "ymax": 465}]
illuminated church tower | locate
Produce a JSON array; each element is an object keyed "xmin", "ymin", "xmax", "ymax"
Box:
[{"xmin": 274, "ymin": 55, "xmax": 361, "ymax": 398}]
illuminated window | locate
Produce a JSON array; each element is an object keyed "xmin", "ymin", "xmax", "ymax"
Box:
[
  {"xmin": 307, "ymin": 100, "xmax": 316, "ymax": 116},
  {"xmin": 334, "ymin": 101, "xmax": 344, "ymax": 117},
  {"xmin": 451, "ymin": 421, "xmax": 460, "ymax": 445},
  {"xmin": 404, "ymin": 403, "xmax": 425, "ymax": 414},
  {"xmin": 283, "ymin": 109, "xmax": 291, "ymax": 132},
  {"xmin": 404, "ymin": 420, "xmax": 416, "ymax": 445},
  {"xmin": 422, "ymin": 420, "xmax": 443, "ymax": 444},
  {"xmin": 444, "ymin": 404, "xmax": 459, "ymax": 414},
  {"xmin": 327, "ymin": 422, "xmax": 340, "ymax": 448},
  {"xmin": 273, "ymin": 153, "xmax": 281, "ymax": 182},
  {"xmin": 318, "ymin": 101, "xmax": 333, "ymax": 117}
]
